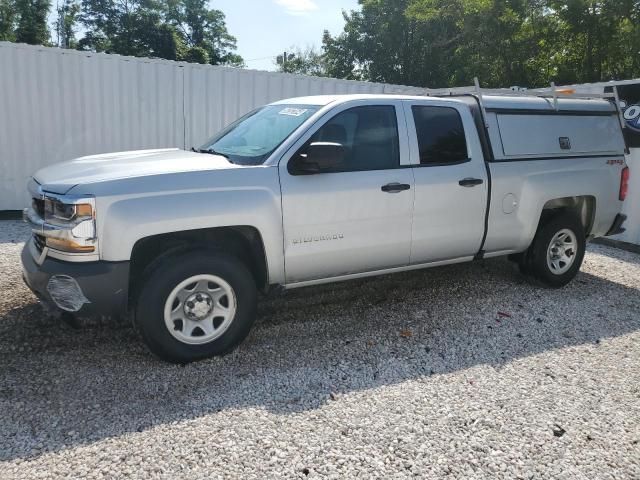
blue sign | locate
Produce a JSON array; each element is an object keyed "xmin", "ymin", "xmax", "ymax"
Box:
[
  {"xmin": 607, "ymin": 84, "xmax": 640, "ymax": 148},
  {"xmin": 621, "ymin": 100, "xmax": 640, "ymax": 133}
]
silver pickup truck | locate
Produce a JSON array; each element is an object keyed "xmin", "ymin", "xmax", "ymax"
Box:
[{"xmin": 22, "ymin": 93, "xmax": 629, "ymax": 362}]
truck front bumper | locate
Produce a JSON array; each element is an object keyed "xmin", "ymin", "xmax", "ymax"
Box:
[{"xmin": 21, "ymin": 238, "xmax": 129, "ymax": 317}]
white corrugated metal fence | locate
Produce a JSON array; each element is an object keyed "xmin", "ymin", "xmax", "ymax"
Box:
[{"xmin": 0, "ymin": 42, "xmax": 426, "ymax": 210}]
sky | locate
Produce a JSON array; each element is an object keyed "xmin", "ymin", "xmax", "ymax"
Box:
[{"xmin": 214, "ymin": 0, "xmax": 360, "ymax": 71}]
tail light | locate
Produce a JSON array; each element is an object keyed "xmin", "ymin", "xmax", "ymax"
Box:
[{"xmin": 620, "ymin": 166, "xmax": 629, "ymax": 201}]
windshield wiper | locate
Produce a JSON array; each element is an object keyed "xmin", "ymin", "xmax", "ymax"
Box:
[{"xmin": 192, "ymin": 147, "xmax": 234, "ymax": 163}]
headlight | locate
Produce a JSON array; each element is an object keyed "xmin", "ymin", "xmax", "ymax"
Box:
[
  {"xmin": 41, "ymin": 196, "xmax": 97, "ymax": 253},
  {"xmin": 44, "ymin": 198, "xmax": 93, "ymax": 223}
]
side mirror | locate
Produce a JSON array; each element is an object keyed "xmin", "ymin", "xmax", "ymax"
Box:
[{"xmin": 290, "ymin": 142, "xmax": 345, "ymax": 175}]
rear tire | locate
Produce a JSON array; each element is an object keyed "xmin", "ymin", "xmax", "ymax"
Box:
[
  {"xmin": 134, "ymin": 250, "xmax": 257, "ymax": 363},
  {"xmin": 525, "ymin": 213, "xmax": 586, "ymax": 288}
]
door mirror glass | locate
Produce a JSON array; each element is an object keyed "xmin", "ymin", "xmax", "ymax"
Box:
[{"xmin": 292, "ymin": 142, "xmax": 345, "ymax": 174}]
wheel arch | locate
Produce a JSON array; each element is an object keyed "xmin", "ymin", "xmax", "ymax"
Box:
[
  {"xmin": 539, "ymin": 195, "xmax": 596, "ymax": 235},
  {"xmin": 129, "ymin": 226, "xmax": 269, "ymax": 305}
]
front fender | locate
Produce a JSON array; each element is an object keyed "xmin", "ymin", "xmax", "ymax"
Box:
[{"xmin": 95, "ymin": 185, "xmax": 285, "ymax": 285}]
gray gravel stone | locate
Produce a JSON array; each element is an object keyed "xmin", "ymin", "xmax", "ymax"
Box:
[{"xmin": 0, "ymin": 220, "xmax": 639, "ymax": 479}]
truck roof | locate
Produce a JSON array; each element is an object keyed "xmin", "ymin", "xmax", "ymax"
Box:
[{"xmin": 272, "ymin": 93, "xmax": 617, "ymax": 114}]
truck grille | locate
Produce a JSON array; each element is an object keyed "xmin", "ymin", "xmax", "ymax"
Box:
[
  {"xmin": 32, "ymin": 197, "xmax": 45, "ymax": 218},
  {"xmin": 33, "ymin": 233, "xmax": 46, "ymax": 253}
]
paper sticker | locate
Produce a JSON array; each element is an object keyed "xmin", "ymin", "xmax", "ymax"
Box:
[{"xmin": 279, "ymin": 107, "xmax": 308, "ymax": 117}]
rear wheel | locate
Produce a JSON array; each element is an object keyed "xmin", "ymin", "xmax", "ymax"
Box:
[
  {"xmin": 524, "ymin": 213, "xmax": 586, "ymax": 288},
  {"xmin": 134, "ymin": 251, "xmax": 257, "ymax": 363}
]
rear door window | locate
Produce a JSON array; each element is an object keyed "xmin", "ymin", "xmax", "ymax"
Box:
[{"xmin": 412, "ymin": 106, "xmax": 468, "ymax": 165}]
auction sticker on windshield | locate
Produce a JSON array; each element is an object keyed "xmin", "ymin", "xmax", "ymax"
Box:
[{"xmin": 279, "ymin": 108, "xmax": 309, "ymax": 117}]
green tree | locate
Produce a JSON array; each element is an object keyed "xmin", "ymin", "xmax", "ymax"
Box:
[
  {"xmin": 546, "ymin": 0, "xmax": 640, "ymax": 83},
  {"xmin": 275, "ymin": 46, "xmax": 326, "ymax": 76},
  {"xmin": 409, "ymin": 0, "xmax": 551, "ymax": 87},
  {"xmin": 164, "ymin": 0, "xmax": 243, "ymax": 65},
  {"xmin": 78, "ymin": 0, "xmax": 242, "ymax": 65},
  {"xmin": 79, "ymin": 0, "xmax": 166, "ymax": 56},
  {"xmin": 323, "ymin": 0, "xmax": 640, "ymax": 88},
  {"xmin": 323, "ymin": 0, "xmax": 640, "ymax": 87},
  {"xmin": 151, "ymin": 22, "xmax": 184, "ymax": 60},
  {"xmin": 14, "ymin": 0, "xmax": 51, "ymax": 45},
  {"xmin": 322, "ymin": 0, "xmax": 462, "ymax": 87},
  {"xmin": 183, "ymin": 44, "xmax": 208, "ymax": 63},
  {"xmin": 322, "ymin": 27, "xmax": 360, "ymax": 80},
  {"xmin": 0, "ymin": 0, "xmax": 16, "ymax": 41},
  {"xmin": 56, "ymin": 0, "xmax": 80, "ymax": 48}
]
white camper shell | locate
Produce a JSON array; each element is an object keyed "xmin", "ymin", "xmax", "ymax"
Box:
[{"xmin": 480, "ymin": 96, "xmax": 625, "ymax": 160}]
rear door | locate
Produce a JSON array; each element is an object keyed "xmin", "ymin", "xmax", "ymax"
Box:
[
  {"xmin": 403, "ymin": 100, "xmax": 488, "ymax": 264},
  {"xmin": 279, "ymin": 101, "xmax": 414, "ymax": 284}
]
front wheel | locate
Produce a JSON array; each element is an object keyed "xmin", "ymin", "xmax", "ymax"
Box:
[
  {"xmin": 525, "ymin": 213, "xmax": 586, "ymax": 288},
  {"xmin": 134, "ymin": 251, "xmax": 258, "ymax": 363}
]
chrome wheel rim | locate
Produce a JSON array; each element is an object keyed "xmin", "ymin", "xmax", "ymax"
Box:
[
  {"xmin": 546, "ymin": 229, "xmax": 578, "ymax": 275},
  {"xmin": 163, "ymin": 274, "xmax": 237, "ymax": 345}
]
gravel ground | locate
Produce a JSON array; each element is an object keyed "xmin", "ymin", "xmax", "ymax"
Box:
[{"xmin": 0, "ymin": 219, "xmax": 639, "ymax": 479}]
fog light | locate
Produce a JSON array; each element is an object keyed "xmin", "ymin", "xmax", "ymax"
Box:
[{"xmin": 46, "ymin": 275, "xmax": 90, "ymax": 312}]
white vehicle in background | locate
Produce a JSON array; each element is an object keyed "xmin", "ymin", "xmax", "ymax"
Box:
[{"xmin": 22, "ymin": 89, "xmax": 629, "ymax": 362}]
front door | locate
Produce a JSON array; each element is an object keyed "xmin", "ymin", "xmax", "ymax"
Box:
[{"xmin": 279, "ymin": 102, "xmax": 414, "ymax": 284}]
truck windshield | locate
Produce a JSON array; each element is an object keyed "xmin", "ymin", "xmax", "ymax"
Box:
[{"xmin": 199, "ymin": 104, "xmax": 319, "ymax": 165}]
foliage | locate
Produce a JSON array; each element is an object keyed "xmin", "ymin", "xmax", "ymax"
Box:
[
  {"xmin": 322, "ymin": 0, "xmax": 640, "ymax": 88},
  {"xmin": 151, "ymin": 22, "xmax": 184, "ymax": 60},
  {"xmin": 164, "ymin": 0, "xmax": 243, "ymax": 65},
  {"xmin": 0, "ymin": 0, "xmax": 16, "ymax": 41},
  {"xmin": 321, "ymin": 26, "xmax": 361, "ymax": 80},
  {"xmin": 275, "ymin": 46, "xmax": 326, "ymax": 76},
  {"xmin": 2, "ymin": 0, "xmax": 640, "ymax": 86},
  {"xmin": 79, "ymin": 0, "xmax": 180, "ymax": 58},
  {"xmin": 546, "ymin": 0, "xmax": 640, "ymax": 83},
  {"xmin": 322, "ymin": 1, "xmax": 430, "ymax": 84},
  {"xmin": 0, "ymin": 0, "xmax": 246, "ymax": 66},
  {"xmin": 13, "ymin": 0, "xmax": 50, "ymax": 44},
  {"xmin": 55, "ymin": 0, "xmax": 80, "ymax": 48},
  {"xmin": 74, "ymin": 0, "xmax": 243, "ymax": 65},
  {"xmin": 183, "ymin": 45, "xmax": 208, "ymax": 63}
]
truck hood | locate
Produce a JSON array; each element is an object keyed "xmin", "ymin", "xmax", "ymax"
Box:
[{"xmin": 34, "ymin": 148, "xmax": 235, "ymax": 194}]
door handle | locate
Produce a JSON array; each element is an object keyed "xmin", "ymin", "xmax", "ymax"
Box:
[
  {"xmin": 458, "ymin": 178, "xmax": 484, "ymax": 187},
  {"xmin": 381, "ymin": 183, "xmax": 411, "ymax": 193}
]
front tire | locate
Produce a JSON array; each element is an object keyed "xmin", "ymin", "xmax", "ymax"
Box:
[
  {"xmin": 134, "ymin": 251, "xmax": 258, "ymax": 363},
  {"xmin": 526, "ymin": 213, "xmax": 586, "ymax": 288}
]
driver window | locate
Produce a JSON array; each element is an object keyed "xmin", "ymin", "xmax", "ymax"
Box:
[{"xmin": 307, "ymin": 105, "xmax": 400, "ymax": 173}]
